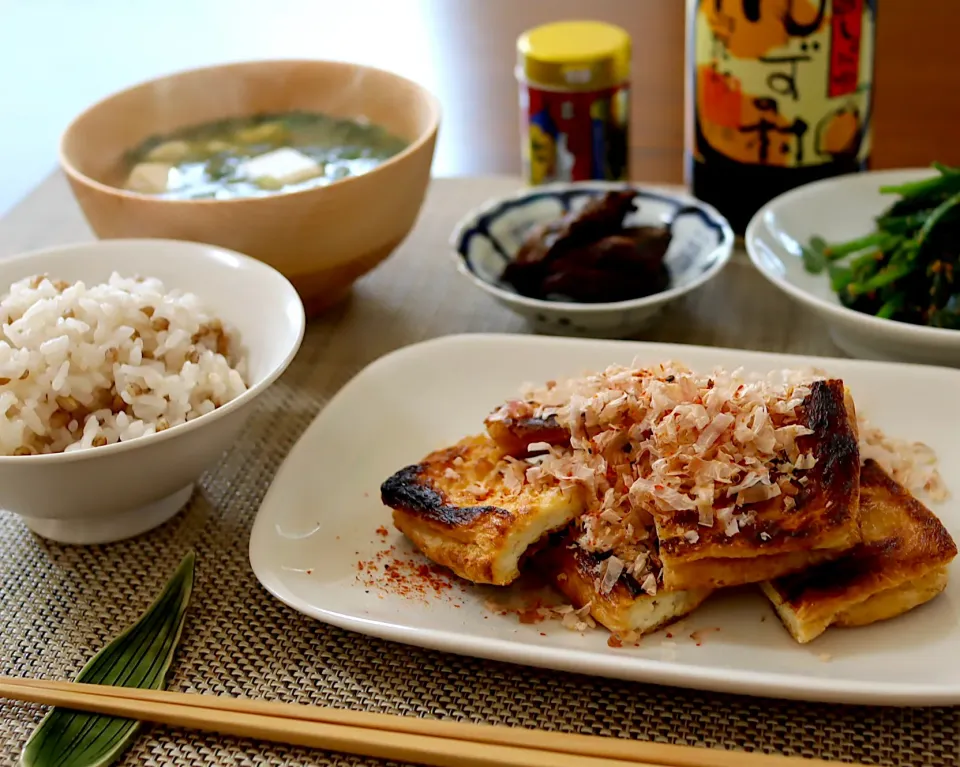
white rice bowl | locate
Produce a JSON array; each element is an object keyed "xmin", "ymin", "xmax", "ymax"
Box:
[{"xmin": 0, "ymin": 272, "xmax": 247, "ymax": 456}]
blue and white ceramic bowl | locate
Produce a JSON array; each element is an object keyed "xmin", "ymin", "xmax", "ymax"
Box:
[{"xmin": 450, "ymin": 181, "xmax": 734, "ymax": 338}]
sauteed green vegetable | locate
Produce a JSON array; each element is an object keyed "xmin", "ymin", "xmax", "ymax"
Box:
[{"xmin": 804, "ymin": 162, "xmax": 960, "ymax": 329}]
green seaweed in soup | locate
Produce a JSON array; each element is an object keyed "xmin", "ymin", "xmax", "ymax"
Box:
[{"xmin": 121, "ymin": 111, "xmax": 410, "ymax": 200}]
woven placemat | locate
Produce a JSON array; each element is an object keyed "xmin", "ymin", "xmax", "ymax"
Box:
[{"xmin": 1, "ymin": 174, "xmax": 956, "ymax": 766}]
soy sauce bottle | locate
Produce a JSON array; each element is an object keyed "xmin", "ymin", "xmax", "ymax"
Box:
[{"xmin": 685, "ymin": 0, "xmax": 877, "ymax": 235}]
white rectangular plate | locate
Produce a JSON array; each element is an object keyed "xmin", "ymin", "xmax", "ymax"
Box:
[{"xmin": 250, "ymin": 334, "xmax": 960, "ymax": 706}]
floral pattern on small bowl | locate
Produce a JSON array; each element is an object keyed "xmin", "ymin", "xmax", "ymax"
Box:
[{"xmin": 450, "ymin": 181, "xmax": 734, "ymax": 338}]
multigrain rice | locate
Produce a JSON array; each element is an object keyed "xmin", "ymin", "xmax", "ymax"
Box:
[{"xmin": 0, "ymin": 273, "xmax": 247, "ymax": 455}]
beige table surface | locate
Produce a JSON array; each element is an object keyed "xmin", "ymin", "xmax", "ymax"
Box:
[{"xmin": 0, "ymin": 173, "xmax": 955, "ymax": 767}]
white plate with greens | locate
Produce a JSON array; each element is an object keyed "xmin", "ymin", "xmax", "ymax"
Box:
[{"xmin": 746, "ymin": 166, "xmax": 960, "ymax": 368}]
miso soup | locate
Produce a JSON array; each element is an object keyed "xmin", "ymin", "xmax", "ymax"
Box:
[{"xmin": 121, "ymin": 111, "xmax": 410, "ymax": 200}]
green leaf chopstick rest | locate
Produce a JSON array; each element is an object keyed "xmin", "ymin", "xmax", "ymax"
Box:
[{"xmin": 20, "ymin": 550, "xmax": 196, "ymax": 767}]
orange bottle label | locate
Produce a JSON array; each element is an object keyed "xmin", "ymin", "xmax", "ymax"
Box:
[{"xmin": 692, "ymin": 0, "xmax": 875, "ymax": 168}]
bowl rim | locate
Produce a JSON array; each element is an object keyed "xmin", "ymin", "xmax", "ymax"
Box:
[
  {"xmin": 448, "ymin": 180, "xmax": 735, "ymax": 313},
  {"xmin": 0, "ymin": 237, "xmax": 307, "ymax": 465},
  {"xmin": 58, "ymin": 57, "xmax": 442, "ymax": 206},
  {"xmin": 744, "ymin": 166, "xmax": 960, "ymax": 345}
]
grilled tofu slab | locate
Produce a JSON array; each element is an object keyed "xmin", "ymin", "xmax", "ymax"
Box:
[
  {"xmin": 761, "ymin": 459, "xmax": 958, "ymax": 644},
  {"xmin": 487, "ymin": 380, "xmax": 863, "ymax": 592},
  {"xmin": 656, "ymin": 381, "xmax": 862, "ymax": 591},
  {"xmin": 535, "ymin": 532, "xmax": 713, "ymax": 637},
  {"xmin": 381, "ymin": 434, "xmax": 584, "ymax": 586}
]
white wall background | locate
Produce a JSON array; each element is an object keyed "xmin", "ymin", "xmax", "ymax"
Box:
[{"xmin": 0, "ymin": 0, "xmax": 452, "ymax": 216}]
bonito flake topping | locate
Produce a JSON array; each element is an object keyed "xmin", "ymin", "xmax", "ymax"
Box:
[
  {"xmin": 514, "ymin": 361, "xmax": 828, "ymax": 550},
  {"xmin": 490, "ymin": 360, "xmax": 945, "ymax": 564}
]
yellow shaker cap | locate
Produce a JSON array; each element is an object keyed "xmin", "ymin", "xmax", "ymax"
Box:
[{"xmin": 517, "ymin": 20, "xmax": 631, "ymax": 91}]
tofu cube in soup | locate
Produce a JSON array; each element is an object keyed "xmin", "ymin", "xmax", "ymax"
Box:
[
  {"xmin": 125, "ymin": 162, "xmax": 174, "ymax": 194},
  {"xmin": 240, "ymin": 148, "xmax": 323, "ymax": 189}
]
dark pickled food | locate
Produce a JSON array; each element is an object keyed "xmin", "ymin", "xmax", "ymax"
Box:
[{"xmin": 501, "ymin": 191, "xmax": 672, "ymax": 303}]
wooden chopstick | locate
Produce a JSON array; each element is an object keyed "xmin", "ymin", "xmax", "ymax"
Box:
[
  {"xmin": 5, "ymin": 677, "xmax": 637, "ymax": 767},
  {"xmin": 1, "ymin": 677, "xmax": 859, "ymax": 767}
]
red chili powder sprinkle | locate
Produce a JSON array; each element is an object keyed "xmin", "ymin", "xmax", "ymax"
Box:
[
  {"xmin": 375, "ymin": 526, "xmax": 390, "ymax": 537},
  {"xmin": 355, "ymin": 536, "xmax": 462, "ymax": 602}
]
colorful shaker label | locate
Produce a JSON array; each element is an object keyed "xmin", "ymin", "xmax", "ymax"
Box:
[
  {"xmin": 692, "ymin": 0, "xmax": 875, "ymax": 169},
  {"xmin": 521, "ymin": 84, "xmax": 629, "ymax": 185}
]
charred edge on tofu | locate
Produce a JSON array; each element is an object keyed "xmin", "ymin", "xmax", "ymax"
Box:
[
  {"xmin": 512, "ymin": 414, "xmax": 568, "ymax": 441},
  {"xmin": 804, "ymin": 379, "xmax": 860, "ymax": 528},
  {"xmin": 774, "ymin": 459, "xmax": 959, "ymax": 606},
  {"xmin": 656, "ymin": 379, "xmax": 860, "ymax": 555},
  {"xmin": 380, "ymin": 464, "xmax": 511, "ymax": 526},
  {"xmin": 576, "ymin": 547, "xmax": 653, "ymax": 598},
  {"xmin": 538, "ymin": 531, "xmax": 655, "ymax": 599},
  {"xmin": 773, "ymin": 539, "xmax": 900, "ymax": 607},
  {"xmin": 489, "ymin": 412, "xmax": 571, "ymax": 456},
  {"xmin": 858, "ymin": 460, "xmax": 958, "ymax": 561}
]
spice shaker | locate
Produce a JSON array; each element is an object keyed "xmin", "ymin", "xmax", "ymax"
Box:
[{"xmin": 516, "ymin": 21, "xmax": 632, "ymax": 185}]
